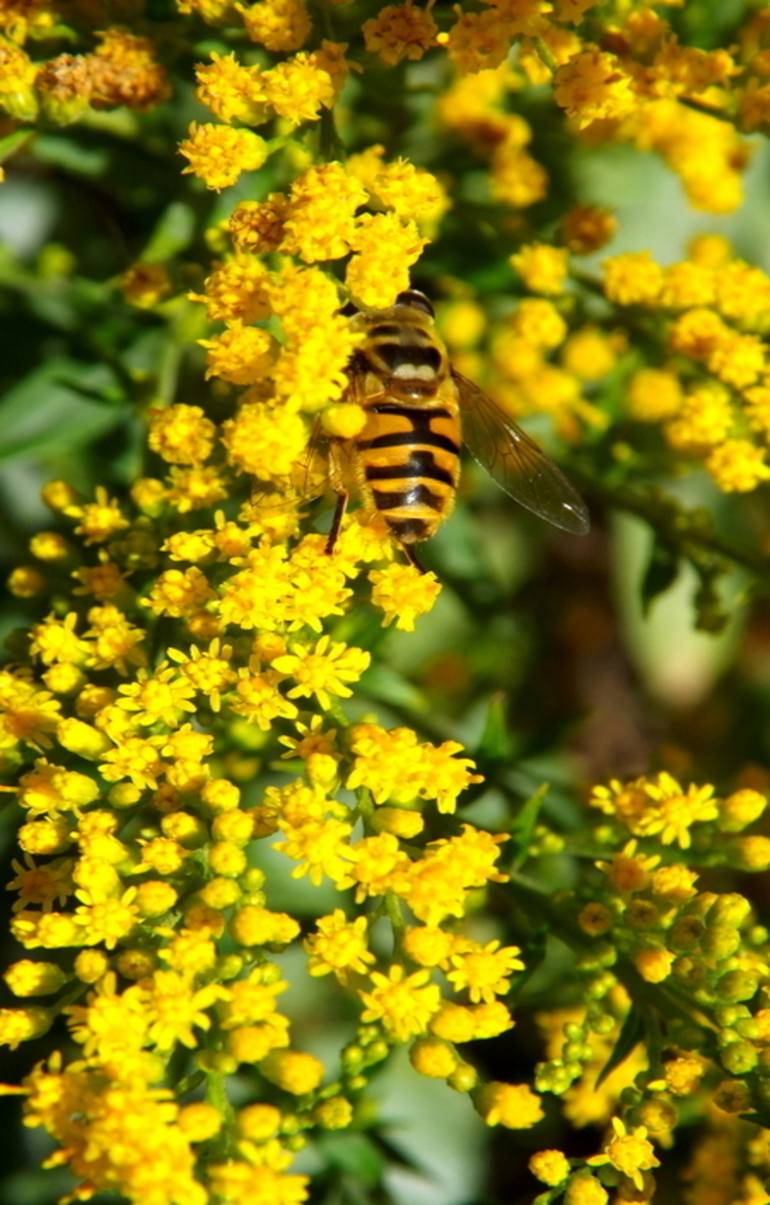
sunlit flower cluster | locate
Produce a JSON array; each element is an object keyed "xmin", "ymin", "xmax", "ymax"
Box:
[{"xmin": 5, "ymin": 2, "xmax": 770, "ymax": 1204}]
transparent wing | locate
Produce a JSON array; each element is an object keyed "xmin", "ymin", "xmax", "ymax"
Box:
[
  {"xmin": 249, "ymin": 421, "xmax": 330, "ymax": 511},
  {"xmin": 454, "ymin": 369, "xmax": 590, "ymax": 535}
]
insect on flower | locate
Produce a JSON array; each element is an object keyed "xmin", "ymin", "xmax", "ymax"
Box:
[{"xmin": 320, "ymin": 290, "xmax": 590, "ymax": 568}]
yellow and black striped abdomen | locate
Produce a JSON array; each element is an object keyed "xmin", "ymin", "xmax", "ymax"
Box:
[{"xmin": 356, "ymin": 400, "xmax": 462, "ymax": 543}]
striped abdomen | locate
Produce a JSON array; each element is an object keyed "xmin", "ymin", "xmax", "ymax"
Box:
[{"xmin": 356, "ymin": 398, "xmax": 462, "ymax": 543}]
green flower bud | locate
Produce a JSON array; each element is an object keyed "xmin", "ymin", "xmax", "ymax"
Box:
[
  {"xmin": 702, "ymin": 925, "xmax": 741, "ymax": 961},
  {"xmin": 713, "ymin": 1079, "xmax": 751, "ymax": 1113},
  {"xmin": 448, "ymin": 1063, "xmax": 479, "ymax": 1092},
  {"xmin": 669, "ymin": 916, "xmax": 705, "ymax": 952},
  {"xmin": 708, "ymin": 894, "xmax": 752, "ymax": 928},
  {"xmin": 715, "ymin": 1004, "xmax": 751, "ymax": 1029},
  {"xmin": 717, "ymin": 971, "xmax": 759, "ymax": 1003},
  {"xmin": 588, "ymin": 1012, "xmax": 616, "ymax": 1035},
  {"xmin": 720, "ymin": 1040, "xmax": 758, "ymax": 1076},
  {"xmin": 672, "ymin": 956, "xmax": 707, "ymax": 986},
  {"xmin": 341, "ymin": 1045, "xmax": 364, "ymax": 1072}
]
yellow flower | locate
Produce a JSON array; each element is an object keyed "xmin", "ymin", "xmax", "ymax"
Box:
[
  {"xmin": 179, "ymin": 122, "xmax": 268, "ymax": 190},
  {"xmin": 199, "ymin": 321, "xmax": 276, "ymax": 384},
  {"xmin": 195, "ymin": 51, "xmax": 266, "ymax": 124},
  {"xmin": 409, "ymin": 1037, "xmax": 458, "ymax": 1078},
  {"xmin": 346, "ymin": 212, "xmax": 427, "ymax": 308},
  {"xmin": 143, "ymin": 970, "xmax": 228, "ymax": 1050},
  {"xmin": 359, "ymin": 966, "xmax": 441, "ymax": 1041},
  {"xmin": 229, "ymin": 194, "xmax": 289, "ymax": 252},
  {"xmin": 239, "ymin": 0, "xmax": 311, "ymax": 52},
  {"xmin": 602, "ymin": 252, "xmax": 664, "ymax": 306},
  {"xmin": 304, "ymin": 911, "xmax": 375, "ymax": 980},
  {"xmin": 368, "ymin": 563, "xmax": 441, "ymax": 631},
  {"xmin": 626, "ymin": 368, "xmax": 683, "ymax": 422},
  {"xmin": 261, "ymin": 1048, "xmax": 324, "ymax": 1094},
  {"xmin": 193, "ymin": 253, "xmax": 271, "ymax": 323},
  {"xmin": 564, "ymin": 1173, "xmax": 608, "ymax": 1205},
  {"xmin": 263, "ymin": 52, "xmax": 334, "ymax": 125},
  {"xmin": 665, "ymin": 382, "xmax": 733, "ymax": 452},
  {"xmin": 148, "ymin": 404, "xmax": 216, "ymax": 466},
  {"xmin": 595, "ymin": 841, "xmax": 660, "ymax": 894},
  {"xmin": 117, "ymin": 665, "xmax": 196, "ymax": 727},
  {"xmin": 369, "ymin": 157, "xmax": 449, "ymax": 229},
  {"xmin": 3, "ymin": 959, "xmax": 67, "ymax": 997},
  {"xmin": 120, "ymin": 262, "xmax": 171, "ymax": 308},
  {"xmin": 222, "ymin": 401, "xmax": 308, "ymax": 480},
  {"xmin": 447, "ymin": 940, "xmax": 524, "ymax": 1003},
  {"xmin": 706, "ymin": 439, "xmax": 770, "ymax": 493},
  {"xmin": 475, "ymin": 1081, "xmax": 544, "ymax": 1129},
  {"xmin": 89, "ymin": 28, "xmax": 170, "ymax": 110},
  {"xmin": 587, "ymin": 1117, "xmax": 660, "ymax": 1191},
  {"xmin": 272, "ymin": 635, "xmax": 370, "ymax": 709},
  {"xmin": 530, "ymin": 1149, "xmax": 571, "ymax": 1186},
  {"xmin": 0, "ymin": 1007, "xmax": 53, "ymax": 1049},
  {"xmin": 444, "ymin": 9, "xmax": 516, "ymax": 75},
  {"xmin": 561, "ymin": 204, "xmax": 617, "ymax": 254},
  {"xmin": 363, "ymin": 3, "xmax": 438, "ymax": 66},
  {"xmin": 69, "ymin": 486, "xmax": 129, "ymax": 545},
  {"xmin": 554, "ymin": 47, "xmax": 637, "ymax": 128},
  {"xmin": 282, "ymin": 162, "xmax": 366, "ymax": 261},
  {"xmin": 633, "ymin": 946, "xmax": 674, "ymax": 983},
  {"xmin": 0, "ymin": 38, "xmax": 38, "ymax": 122},
  {"xmin": 511, "ymin": 243, "xmax": 569, "ymax": 295}
]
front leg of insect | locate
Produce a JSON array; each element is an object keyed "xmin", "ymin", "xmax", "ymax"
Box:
[{"xmin": 325, "ymin": 442, "xmax": 349, "ymax": 556}]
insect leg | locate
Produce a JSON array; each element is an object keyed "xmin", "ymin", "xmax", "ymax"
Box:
[
  {"xmin": 325, "ymin": 441, "xmax": 350, "ymax": 556},
  {"xmin": 325, "ymin": 490, "xmax": 349, "ymax": 555},
  {"xmin": 401, "ymin": 543, "xmax": 426, "ymax": 574}
]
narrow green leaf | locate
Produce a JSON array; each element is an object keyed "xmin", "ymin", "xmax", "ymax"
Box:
[
  {"xmin": 0, "ymin": 358, "xmax": 125, "ymax": 460},
  {"xmin": 0, "ymin": 128, "xmax": 33, "ymax": 163},
  {"xmin": 595, "ymin": 1004, "xmax": 645, "ymax": 1089},
  {"xmin": 318, "ymin": 1133, "xmax": 385, "ymax": 1185},
  {"xmin": 359, "ymin": 665, "xmax": 428, "ymax": 715},
  {"xmin": 640, "ymin": 541, "xmax": 679, "ymax": 616},
  {"xmin": 476, "ymin": 692, "xmax": 514, "ymax": 763},
  {"xmin": 30, "ymin": 133, "xmax": 109, "ymax": 177},
  {"xmin": 510, "ymin": 783, "xmax": 549, "ymax": 869},
  {"xmin": 142, "ymin": 201, "xmax": 196, "ymax": 263}
]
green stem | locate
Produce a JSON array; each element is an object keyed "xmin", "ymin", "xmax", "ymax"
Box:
[
  {"xmin": 318, "ymin": 105, "xmax": 343, "ymax": 162},
  {"xmin": 572, "ymin": 468, "xmax": 770, "ymax": 580},
  {"xmin": 157, "ymin": 338, "xmax": 182, "ymax": 405},
  {"xmin": 204, "ymin": 1069, "xmax": 236, "ymax": 1156},
  {"xmin": 506, "ymin": 872, "xmax": 716, "ymax": 1035},
  {"xmin": 677, "ymin": 96, "xmax": 736, "ymax": 126},
  {"xmin": 533, "ymin": 36, "xmax": 558, "ymax": 74},
  {"xmin": 385, "ymin": 890, "xmax": 406, "ymax": 958}
]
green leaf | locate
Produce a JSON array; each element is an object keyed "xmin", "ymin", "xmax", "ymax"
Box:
[
  {"xmin": 0, "ymin": 358, "xmax": 125, "ymax": 461},
  {"xmin": 476, "ymin": 692, "xmax": 514, "ymax": 763},
  {"xmin": 318, "ymin": 1133, "xmax": 386, "ymax": 1185},
  {"xmin": 142, "ymin": 201, "xmax": 196, "ymax": 263},
  {"xmin": 30, "ymin": 133, "xmax": 110, "ymax": 177},
  {"xmin": 359, "ymin": 665, "xmax": 429, "ymax": 715},
  {"xmin": 510, "ymin": 783, "xmax": 549, "ymax": 869},
  {"xmin": 640, "ymin": 540, "xmax": 679, "ymax": 616},
  {"xmin": 0, "ymin": 128, "xmax": 33, "ymax": 163},
  {"xmin": 595, "ymin": 1004, "xmax": 645, "ymax": 1089}
]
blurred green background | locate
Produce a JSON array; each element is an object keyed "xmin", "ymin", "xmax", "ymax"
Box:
[{"xmin": 4, "ymin": 60, "xmax": 770, "ymax": 1202}]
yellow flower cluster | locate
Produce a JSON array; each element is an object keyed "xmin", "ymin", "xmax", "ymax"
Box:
[
  {"xmin": 0, "ymin": 26, "xmax": 169, "ymax": 126},
  {"xmin": 0, "ymin": 417, "xmax": 526, "ymax": 1202},
  {"xmin": 607, "ymin": 239, "xmax": 770, "ymax": 493},
  {"xmin": 7, "ymin": 2, "xmax": 770, "ymax": 1203}
]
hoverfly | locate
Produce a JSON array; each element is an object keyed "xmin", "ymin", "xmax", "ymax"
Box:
[{"xmin": 318, "ymin": 289, "xmax": 589, "ymax": 567}]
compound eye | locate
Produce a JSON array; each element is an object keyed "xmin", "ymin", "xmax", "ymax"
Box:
[
  {"xmin": 395, "ymin": 289, "xmax": 434, "ymax": 317},
  {"xmin": 340, "ymin": 300, "xmax": 359, "ymax": 317}
]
